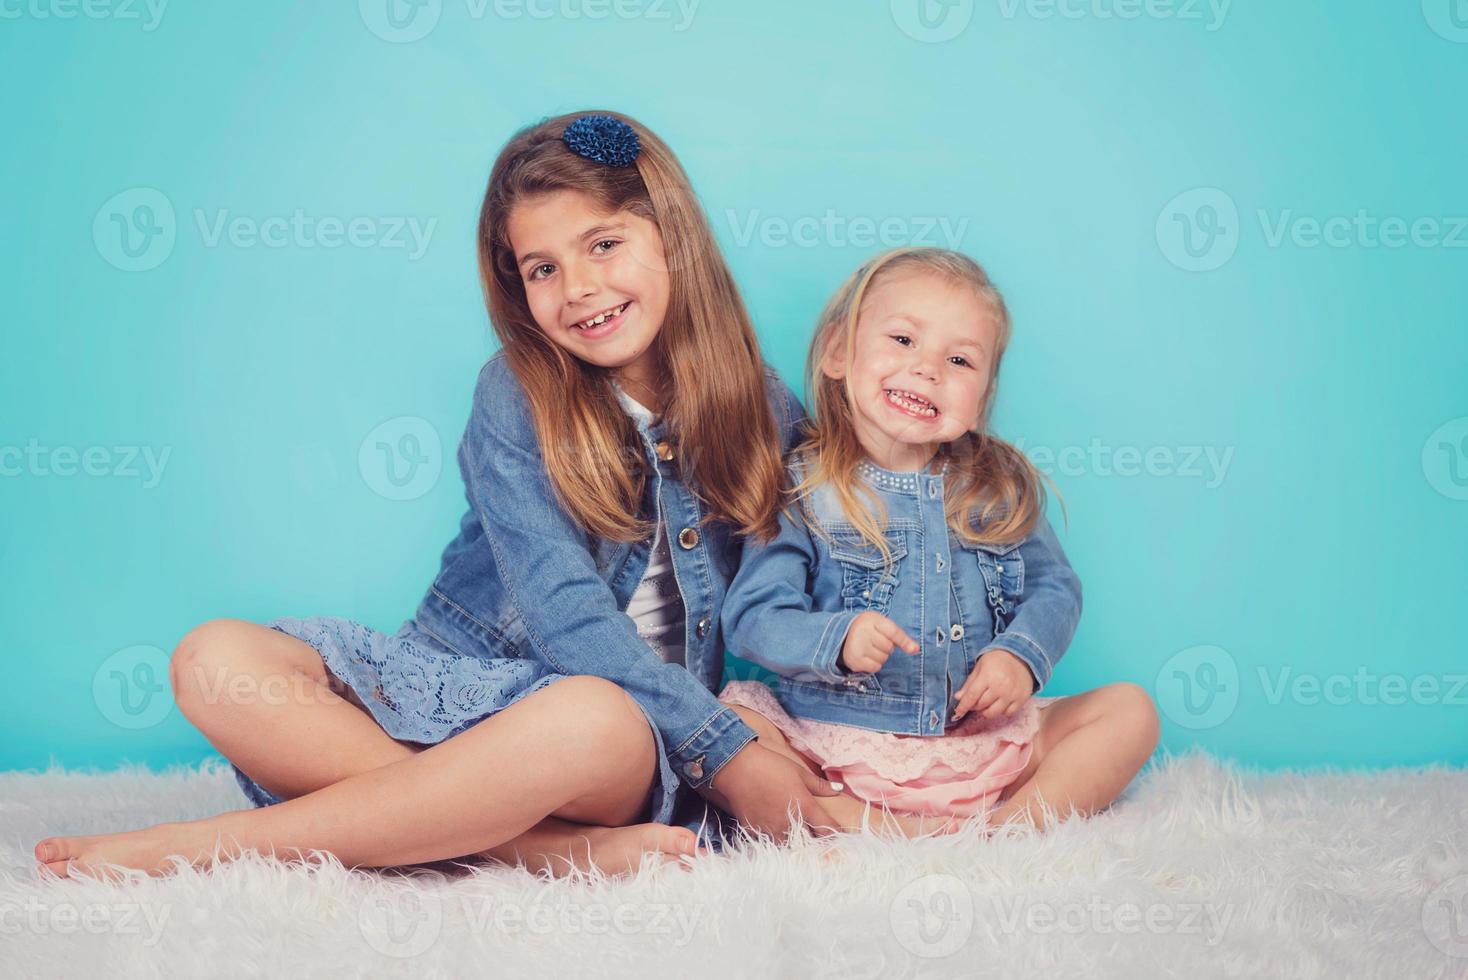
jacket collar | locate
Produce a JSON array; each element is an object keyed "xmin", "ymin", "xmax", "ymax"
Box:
[{"xmin": 855, "ymin": 455, "xmax": 949, "ymax": 497}]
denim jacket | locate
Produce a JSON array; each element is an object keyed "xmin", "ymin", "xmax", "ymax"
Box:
[
  {"xmin": 722, "ymin": 454, "xmax": 1083, "ymax": 736},
  {"xmin": 408, "ymin": 353, "xmax": 806, "ymax": 790}
]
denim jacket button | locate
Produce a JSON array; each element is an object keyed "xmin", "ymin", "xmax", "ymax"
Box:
[
  {"xmin": 677, "ymin": 527, "xmax": 700, "ymax": 549},
  {"xmin": 696, "ymin": 617, "xmax": 710, "ymax": 638},
  {"xmin": 686, "ymin": 755, "xmax": 705, "ymax": 780},
  {"xmin": 950, "ymin": 624, "xmax": 965, "ymax": 641},
  {"xmin": 655, "ymin": 440, "xmax": 675, "ymax": 462}
]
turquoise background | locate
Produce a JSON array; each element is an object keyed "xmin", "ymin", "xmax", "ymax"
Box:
[{"xmin": 3, "ymin": 1, "xmax": 1465, "ymax": 776}]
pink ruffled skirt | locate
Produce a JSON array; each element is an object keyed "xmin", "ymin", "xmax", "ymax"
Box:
[{"xmin": 718, "ymin": 680, "xmax": 1066, "ymax": 820}]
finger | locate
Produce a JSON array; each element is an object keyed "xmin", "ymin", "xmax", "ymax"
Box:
[
  {"xmin": 798, "ymin": 764, "xmax": 846, "ymax": 797},
  {"xmin": 875, "ymin": 617, "xmax": 920, "ymax": 654},
  {"xmin": 973, "ymin": 689, "xmax": 1003, "ymax": 715},
  {"xmin": 982, "ymin": 699, "xmax": 1013, "ymax": 719},
  {"xmin": 952, "ymin": 682, "xmax": 986, "ymax": 721}
]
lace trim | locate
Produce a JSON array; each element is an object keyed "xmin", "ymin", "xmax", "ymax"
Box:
[{"xmin": 719, "ymin": 681, "xmax": 1060, "ymax": 784}]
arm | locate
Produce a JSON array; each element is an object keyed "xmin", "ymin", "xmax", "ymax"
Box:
[
  {"xmin": 722, "ymin": 495, "xmax": 859, "ymax": 687},
  {"xmin": 981, "ymin": 513, "xmax": 1083, "ymax": 694},
  {"xmin": 459, "ymin": 360, "xmax": 756, "ymax": 790}
]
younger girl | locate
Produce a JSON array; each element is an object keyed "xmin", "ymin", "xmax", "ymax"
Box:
[
  {"xmin": 719, "ymin": 247, "xmax": 1160, "ymax": 836},
  {"xmin": 34, "ymin": 111, "xmax": 846, "ymax": 881}
]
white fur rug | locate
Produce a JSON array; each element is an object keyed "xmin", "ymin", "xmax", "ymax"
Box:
[{"xmin": 2, "ymin": 750, "xmax": 1465, "ymax": 979}]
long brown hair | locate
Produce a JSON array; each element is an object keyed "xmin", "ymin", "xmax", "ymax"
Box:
[
  {"xmin": 477, "ymin": 110, "xmax": 784, "ymax": 543},
  {"xmin": 793, "ymin": 247, "xmax": 1057, "ymax": 562}
]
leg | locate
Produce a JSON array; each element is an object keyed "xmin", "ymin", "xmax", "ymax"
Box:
[
  {"xmin": 986, "ymin": 682, "xmax": 1161, "ymax": 832},
  {"xmin": 38, "ymin": 658, "xmax": 695, "ymax": 879},
  {"xmin": 166, "ymin": 619, "xmax": 688, "ymax": 877},
  {"xmin": 725, "ymin": 705, "xmax": 958, "ymax": 839}
]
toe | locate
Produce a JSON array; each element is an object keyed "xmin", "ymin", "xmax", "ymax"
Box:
[
  {"xmin": 35, "ymin": 838, "xmax": 68, "ymax": 862},
  {"xmin": 38, "ymin": 859, "xmax": 71, "ymax": 880}
]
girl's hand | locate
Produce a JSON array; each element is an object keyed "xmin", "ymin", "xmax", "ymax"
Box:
[
  {"xmin": 952, "ymin": 648, "xmax": 1034, "ymax": 722},
  {"xmin": 839, "ymin": 611, "xmax": 920, "ymax": 675},
  {"xmin": 698, "ymin": 741, "xmax": 845, "ymax": 841}
]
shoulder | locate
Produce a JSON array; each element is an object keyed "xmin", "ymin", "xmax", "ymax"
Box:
[{"xmin": 465, "ymin": 351, "xmax": 538, "ymax": 451}]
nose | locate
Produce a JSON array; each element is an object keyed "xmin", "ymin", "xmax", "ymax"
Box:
[
  {"xmin": 909, "ymin": 351, "xmax": 941, "ymax": 383},
  {"xmin": 562, "ymin": 260, "xmax": 597, "ymax": 307}
]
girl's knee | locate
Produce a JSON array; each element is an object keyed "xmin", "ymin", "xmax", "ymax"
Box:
[
  {"xmin": 549, "ymin": 676, "xmax": 655, "ymax": 757},
  {"xmin": 170, "ymin": 619, "xmax": 256, "ymax": 705},
  {"xmin": 1103, "ymin": 682, "xmax": 1161, "ymax": 752}
]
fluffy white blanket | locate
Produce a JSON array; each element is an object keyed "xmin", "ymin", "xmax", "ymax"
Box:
[{"xmin": 2, "ymin": 750, "xmax": 1465, "ymax": 978}]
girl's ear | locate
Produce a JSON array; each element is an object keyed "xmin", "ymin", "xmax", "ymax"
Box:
[{"xmin": 818, "ymin": 326, "xmax": 847, "ymax": 381}]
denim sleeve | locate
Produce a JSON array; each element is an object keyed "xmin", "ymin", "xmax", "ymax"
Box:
[
  {"xmin": 459, "ymin": 361, "xmax": 757, "ymax": 790},
  {"xmin": 981, "ymin": 513, "xmax": 1083, "ymax": 694},
  {"xmin": 722, "ymin": 499, "xmax": 858, "ymax": 687},
  {"xmin": 766, "ymin": 368, "xmax": 810, "ymax": 454}
]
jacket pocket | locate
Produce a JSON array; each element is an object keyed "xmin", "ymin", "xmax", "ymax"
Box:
[
  {"xmin": 965, "ymin": 540, "xmax": 1025, "ymax": 632},
  {"xmin": 828, "ymin": 530, "xmax": 908, "ymax": 616}
]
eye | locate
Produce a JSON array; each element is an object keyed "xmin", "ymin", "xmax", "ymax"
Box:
[
  {"xmin": 592, "ymin": 238, "xmax": 622, "ymax": 255},
  {"xmin": 891, "ymin": 334, "xmax": 913, "ymax": 346},
  {"xmin": 527, "ymin": 263, "xmax": 555, "ymax": 282},
  {"xmin": 949, "ymin": 356, "xmax": 972, "ymax": 368}
]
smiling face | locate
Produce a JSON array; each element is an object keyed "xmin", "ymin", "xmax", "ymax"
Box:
[
  {"xmin": 823, "ymin": 267, "xmax": 999, "ymax": 472},
  {"xmin": 508, "ymin": 189, "xmax": 671, "ymax": 399}
]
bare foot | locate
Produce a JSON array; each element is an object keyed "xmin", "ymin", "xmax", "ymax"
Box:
[
  {"xmin": 35, "ymin": 820, "xmax": 239, "ymax": 882},
  {"xmin": 37, "ymin": 819, "xmax": 710, "ymax": 883},
  {"xmin": 486, "ymin": 823, "xmax": 708, "ymax": 879}
]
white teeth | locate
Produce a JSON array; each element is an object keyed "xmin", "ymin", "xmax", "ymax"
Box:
[
  {"xmin": 885, "ymin": 389, "xmax": 937, "ymax": 418},
  {"xmin": 576, "ymin": 303, "xmax": 627, "ymax": 330}
]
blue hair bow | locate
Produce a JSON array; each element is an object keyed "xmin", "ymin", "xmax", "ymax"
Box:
[{"xmin": 562, "ymin": 114, "xmax": 641, "ymax": 168}]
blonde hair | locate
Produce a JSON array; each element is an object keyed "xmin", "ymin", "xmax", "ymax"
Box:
[
  {"xmin": 792, "ymin": 246, "xmax": 1057, "ymax": 563},
  {"xmin": 478, "ymin": 110, "xmax": 785, "ymax": 543}
]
